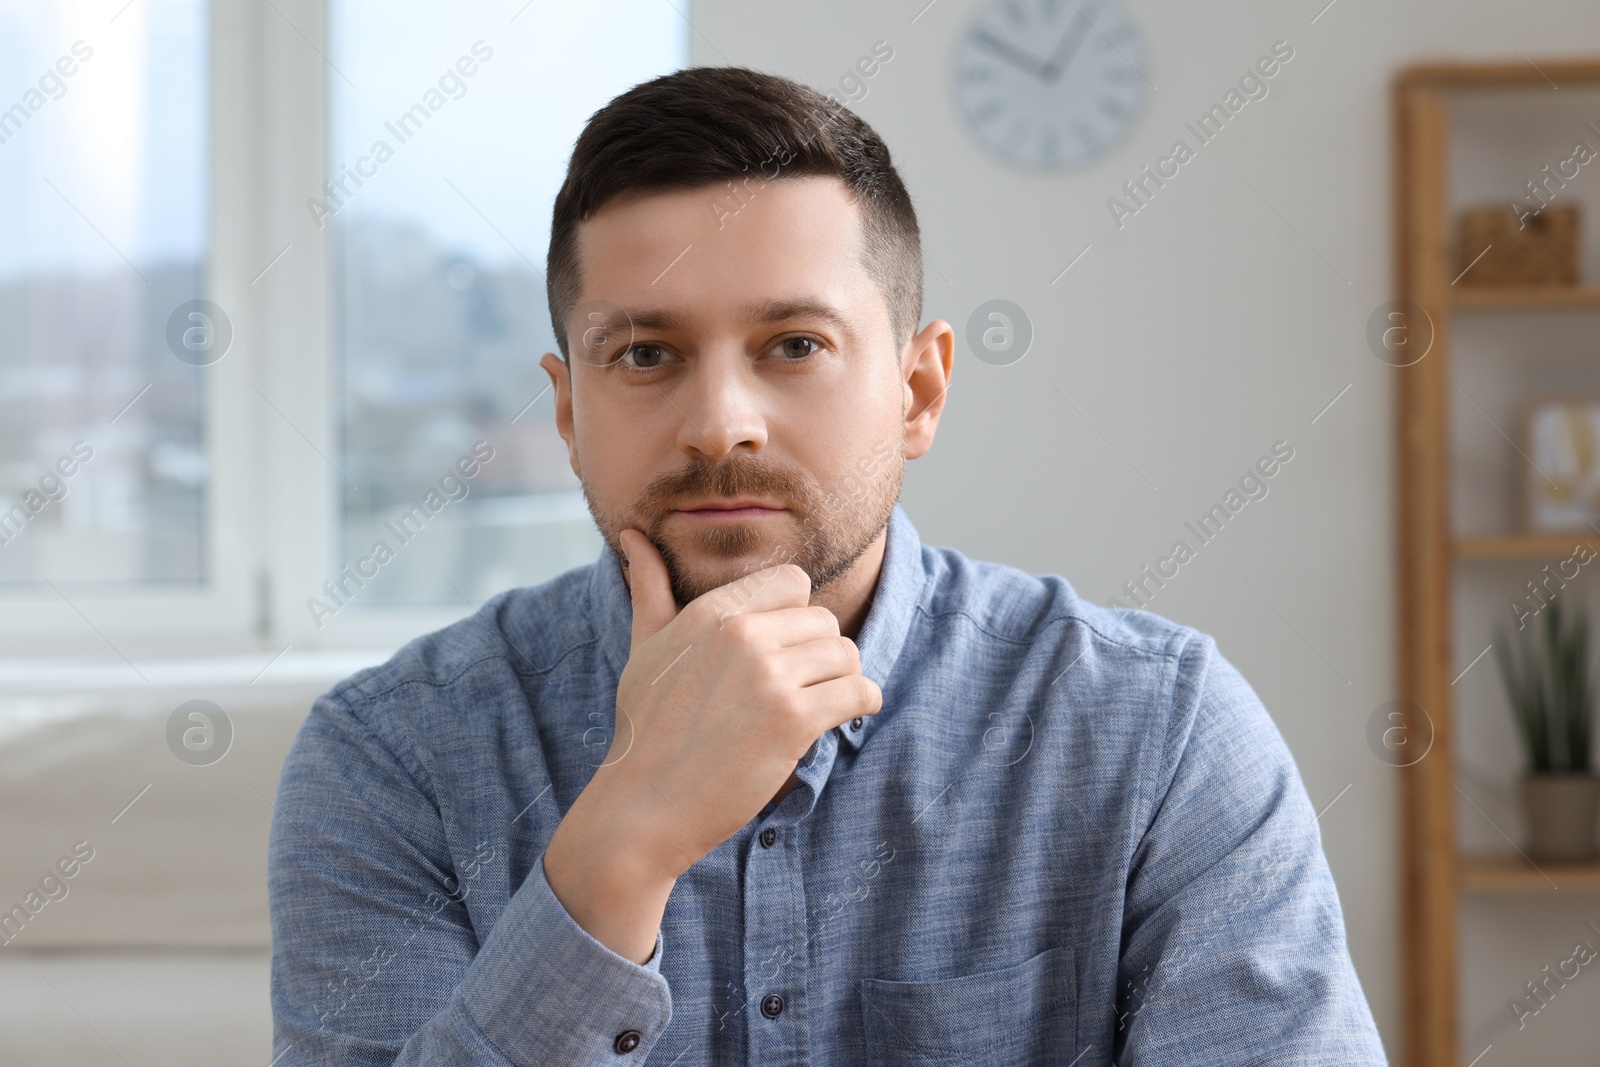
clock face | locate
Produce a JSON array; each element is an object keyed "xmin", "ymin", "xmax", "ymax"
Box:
[{"xmin": 954, "ymin": 0, "xmax": 1149, "ymax": 171}]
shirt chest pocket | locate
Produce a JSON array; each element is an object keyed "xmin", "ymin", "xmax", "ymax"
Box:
[{"xmin": 858, "ymin": 944, "xmax": 1078, "ymax": 1066}]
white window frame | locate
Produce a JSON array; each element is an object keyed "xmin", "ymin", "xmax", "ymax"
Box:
[{"xmin": 5, "ymin": 0, "xmax": 697, "ymax": 664}]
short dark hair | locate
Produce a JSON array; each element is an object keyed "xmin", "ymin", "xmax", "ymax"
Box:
[{"xmin": 546, "ymin": 66, "xmax": 922, "ymax": 366}]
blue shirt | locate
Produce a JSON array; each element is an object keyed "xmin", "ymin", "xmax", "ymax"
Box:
[{"xmin": 268, "ymin": 502, "xmax": 1388, "ymax": 1065}]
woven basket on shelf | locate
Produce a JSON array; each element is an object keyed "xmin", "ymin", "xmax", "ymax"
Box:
[{"xmin": 1454, "ymin": 202, "xmax": 1580, "ymax": 286}]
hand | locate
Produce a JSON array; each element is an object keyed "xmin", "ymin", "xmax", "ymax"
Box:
[
  {"xmin": 590, "ymin": 529, "xmax": 883, "ymax": 879},
  {"xmin": 540, "ymin": 531, "xmax": 882, "ymax": 962}
]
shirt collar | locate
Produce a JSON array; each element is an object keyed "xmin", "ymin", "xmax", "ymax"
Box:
[{"xmin": 585, "ymin": 501, "xmax": 926, "ymax": 753}]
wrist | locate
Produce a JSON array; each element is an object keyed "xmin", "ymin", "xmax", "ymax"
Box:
[
  {"xmin": 545, "ymin": 808, "xmax": 674, "ymax": 965},
  {"xmin": 572, "ymin": 766, "xmax": 699, "ymax": 881}
]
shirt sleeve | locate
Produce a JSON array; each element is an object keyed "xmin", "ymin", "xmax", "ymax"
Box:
[
  {"xmin": 1113, "ymin": 634, "xmax": 1389, "ymax": 1065},
  {"xmin": 268, "ymin": 690, "xmax": 673, "ymax": 1065}
]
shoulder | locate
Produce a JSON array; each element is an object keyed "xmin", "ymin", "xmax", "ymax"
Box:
[
  {"xmin": 932, "ymin": 541, "xmax": 1294, "ymax": 836},
  {"xmin": 278, "ymin": 566, "xmax": 600, "ymax": 818},
  {"xmin": 916, "ymin": 539, "xmax": 1214, "ymax": 671},
  {"xmin": 915, "ymin": 540, "xmax": 1271, "ymax": 784}
]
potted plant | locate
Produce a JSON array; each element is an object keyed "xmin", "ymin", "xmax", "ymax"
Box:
[{"xmin": 1495, "ymin": 597, "xmax": 1600, "ymax": 862}]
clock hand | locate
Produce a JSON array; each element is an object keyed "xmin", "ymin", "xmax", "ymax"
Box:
[
  {"xmin": 1040, "ymin": 4, "xmax": 1099, "ymax": 83},
  {"xmin": 969, "ymin": 28, "xmax": 1053, "ymax": 81}
]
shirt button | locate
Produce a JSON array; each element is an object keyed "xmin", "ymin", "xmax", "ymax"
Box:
[
  {"xmin": 759, "ymin": 827, "xmax": 778, "ymax": 849},
  {"xmin": 761, "ymin": 993, "xmax": 785, "ymax": 1018},
  {"xmin": 850, "ymin": 717, "xmax": 863, "ymax": 731},
  {"xmin": 613, "ymin": 1029, "xmax": 642, "ymax": 1054}
]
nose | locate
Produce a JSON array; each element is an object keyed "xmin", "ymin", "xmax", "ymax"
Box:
[{"xmin": 672, "ymin": 349, "xmax": 769, "ymax": 460}]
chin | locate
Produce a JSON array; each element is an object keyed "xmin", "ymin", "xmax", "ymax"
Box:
[
  {"xmin": 681, "ymin": 549, "xmax": 779, "ymax": 582},
  {"xmin": 672, "ymin": 549, "xmax": 802, "ymax": 608}
]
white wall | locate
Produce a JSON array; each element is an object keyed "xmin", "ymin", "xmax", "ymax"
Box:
[{"xmin": 689, "ymin": 0, "xmax": 1600, "ymax": 1061}]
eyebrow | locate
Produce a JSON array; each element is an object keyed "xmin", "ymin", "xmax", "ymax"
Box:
[{"xmin": 625, "ymin": 298, "xmax": 858, "ymax": 343}]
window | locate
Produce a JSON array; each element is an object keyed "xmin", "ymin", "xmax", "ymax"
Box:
[
  {"xmin": 0, "ymin": 1, "xmax": 209, "ymax": 586},
  {"xmin": 0, "ymin": 0, "xmax": 689, "ymax": 658}
]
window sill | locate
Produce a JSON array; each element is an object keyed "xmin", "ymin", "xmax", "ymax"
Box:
[{"xmin": 0, "ymin": 646, "xmax": 396, "ymax": 695}]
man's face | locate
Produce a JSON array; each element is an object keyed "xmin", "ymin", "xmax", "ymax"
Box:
[{"xmin": 540, "ymin": 175, "xmax": 914, "ymax": 611}]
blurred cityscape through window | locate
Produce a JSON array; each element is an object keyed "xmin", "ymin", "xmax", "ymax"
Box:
[
  {"xmin": 329, "ymin": 1, "xmax": 689, "ymax": 608},
  {"xmin": 0, "ymin": 0, "xmax": 207, "ymax": 588}
]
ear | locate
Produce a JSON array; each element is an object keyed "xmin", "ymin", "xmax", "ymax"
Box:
[
  {"xmin": 539, "ymin": 351, "xmax": 580, "ymax": 479},
  {"xmin": 900, "ymin": 320, "xmax": 954, "ymax": 461}
]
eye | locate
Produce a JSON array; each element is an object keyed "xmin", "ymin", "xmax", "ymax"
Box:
[
  {"xmin": 775, "ymin": 336, "xmax": 822, "ymax": 361},
  {"xmin": 613, "ymin": 343, "xmax": 674, "ymax": 372}
]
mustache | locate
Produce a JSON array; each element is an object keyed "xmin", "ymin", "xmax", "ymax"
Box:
[{"xmin": 636, "ymin": 457, "xmax": 816, "ymax": 523}]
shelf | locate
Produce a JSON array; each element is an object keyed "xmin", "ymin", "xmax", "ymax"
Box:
[
  {"xmin": 1399, "ymin": 59, "xmax": 1600, "ymax": 88},
  {"xmin": 1460, "ymin": 852, "xmax": 1600, "ymax": 892},
  {"xmin": 1451, "ymin": 285, "xmax": 1600, "ymax": 311},
  {"xmin": 1454, "ymin": 534, "xmax": 1600, "ymax": 560},
  {"xmin": 1393, "ymin": 60, "xmax": 1600, "ymax": 1067}
]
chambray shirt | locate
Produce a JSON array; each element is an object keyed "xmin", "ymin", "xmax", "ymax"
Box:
[{"xmin": 268, "ymin": 502, "xmax": 1388, "ymax": 1066}]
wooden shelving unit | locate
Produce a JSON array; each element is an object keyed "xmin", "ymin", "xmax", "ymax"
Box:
[
  {"xmin": 1395, "ymin": 58, "xmax": 1600, "ymax": 1067},
  {"xmin": 1459, "ymin": 853, "xmax": 1600, "ymax": 893},
  {"xmin": 1451, "ymin": 284, "xmax": 1600, "ymax": 310},
  {"xmin": 1453, "ymin": 534, "xmax": 1600, "ymax": 561}
]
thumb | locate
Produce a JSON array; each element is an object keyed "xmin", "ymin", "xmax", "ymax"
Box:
[{"xmin": 619, "ymin": 529, "xmax": 679, "ymax": 653}]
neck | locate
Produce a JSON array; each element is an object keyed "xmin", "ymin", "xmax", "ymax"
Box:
[{"xmin": 811, "ymin": 525, "xmax": 888, "ymax": 641}]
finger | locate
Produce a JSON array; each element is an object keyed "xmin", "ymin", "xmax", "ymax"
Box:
[
  {"xmin": 620, "ymin": 529, "xmax": 680, "ymax": 653},
  {"xmin": 791, "ymin": 671, "xmax": 883, "ymax": 734},
  {"xmin": 689, "ymin": 560, "xmax": 813, "ymax": 624},
  {"xmin": 772, "ymin": 634, "xmax": 863, "ymax": 689},
  {"xmin": 708, "ymin": 603, "xmax": 841, "ymax": 647}
]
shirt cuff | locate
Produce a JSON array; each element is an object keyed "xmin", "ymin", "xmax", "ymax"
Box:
[{"xmin": 458, "ymin": 852, "xmax": 671, "ymax": 1062}]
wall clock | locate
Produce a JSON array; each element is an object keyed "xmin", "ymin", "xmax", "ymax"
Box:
[{"xmin": 954, "ymin": 0, "xmax": 1149, "ymax": 171}]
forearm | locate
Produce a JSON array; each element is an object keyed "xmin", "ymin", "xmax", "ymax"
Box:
[
  {"xmin": 275, "ymin": 848, "xmax": 675, "ymax": 1065},
  {"xmin": 543, "ymin": 780, "xmax": 679, "ymax": 965},
  {"xmin": 270, "ymin": 698, "xmax": 677, "ymax": 1065}
]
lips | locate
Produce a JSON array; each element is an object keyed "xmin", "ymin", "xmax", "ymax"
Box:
[{"xmin": 675, "ymin": 500, "xmax": 784, "ymax": 512}]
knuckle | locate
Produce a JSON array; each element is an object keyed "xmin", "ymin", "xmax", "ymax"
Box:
[
  {"xmin": 754, "ymin": 655, "xmax": 786, "ymax": 691},
  {"xmin": 770, "ymin": 687, "xmax": 804, "ymax": 722},
  {"xmin": 695, "ymin": 593, "xmax": 734, "ymax": 625},
  {"xmin": 718, "ymin": 611, "xmax": 757, "ymax": 643}
]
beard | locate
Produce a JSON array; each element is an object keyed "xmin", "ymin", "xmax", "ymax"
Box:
[{"xmin": 583, "ymin": 439, "xmax": 905, "ymax": 611}]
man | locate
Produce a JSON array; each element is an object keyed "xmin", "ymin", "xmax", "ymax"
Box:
[{"xmin": 268, "ymin": 66, "xmax": 1387, "ymax": 1065}]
